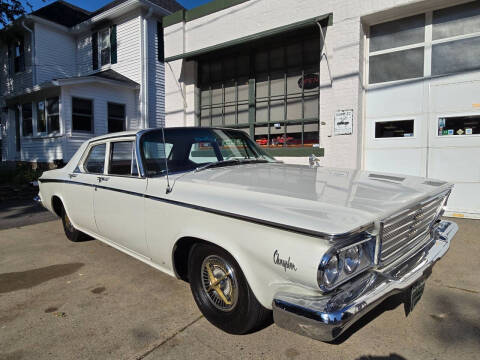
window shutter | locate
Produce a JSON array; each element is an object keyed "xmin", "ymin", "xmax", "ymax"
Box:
[
  {"xmin": 157, "ymin": 22, "xmax": 164, "ymax": 62},
  {"xmin": 110, "ymin": 25, "xmax": 117, "ymax": 64},
  {"xmin": 92, "ymin": 32, "xmax": 98, "ymax": 70}
]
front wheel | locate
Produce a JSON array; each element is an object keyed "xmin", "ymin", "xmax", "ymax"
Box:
[
  {"xmin": 61, "ymin": 207, "xmax": 90, "ymax": 242},
  {"xmin": 188, "ymin": 243, "xmax": 271, "ymax": 334}
]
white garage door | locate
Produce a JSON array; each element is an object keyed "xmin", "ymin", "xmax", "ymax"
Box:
[{"xmin": 364, "ymin": 3, "xmax": 480, "ymax": 218}]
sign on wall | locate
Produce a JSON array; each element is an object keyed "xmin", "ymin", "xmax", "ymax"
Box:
[{"xmin": 334, "ymin": 110, "xmax": 353, "ymax": 135}]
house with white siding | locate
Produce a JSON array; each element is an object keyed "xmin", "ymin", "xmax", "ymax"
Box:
[{"xmin": 0, "ymin": 0, "xmax": 183, "ymax": 164}]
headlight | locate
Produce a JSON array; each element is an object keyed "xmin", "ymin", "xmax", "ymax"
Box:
[
  {"xmin": 344, "ymin": 246, "xmax": 361, "ymax": 274},
  {"xmin": 323, "ymin": 255, "xmax": 340, "ymax": 285},
  {"xmin": 317, "ymin": 235, "xmax": 376, "ymax": 292}
]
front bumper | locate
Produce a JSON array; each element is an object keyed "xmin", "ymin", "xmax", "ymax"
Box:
[{"xmin": 272, "ymin": 220, "xmax": 458, "ymax": 342}]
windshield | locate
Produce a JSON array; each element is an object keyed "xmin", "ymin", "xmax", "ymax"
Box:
[{"xmin": 140, "ymin": 128, "xmax": 276, "ymax": 176}]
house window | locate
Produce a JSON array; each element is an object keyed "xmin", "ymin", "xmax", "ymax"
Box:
[
  {"xmin": 47, "ymin": 97, "xmax": 60, "ymax": 133},
  {"xmin": 198, "ymin": 29, "xmax": 321, "ymax": 148},
  {"xmin": 108, "ymin": 102, "xmax": 125, "ymax": 133},
  {"xmin": 100, "ymin": 29, "xmax": 111, "ymax": 67},
  {"xmin": 22, "ymin": 103, "xmax": 33, "ymax": 136},
  {"xmin": 14, "ymin": 39, "xmax": 25, "ymax": 73},
  {"xmin": 37, "ymin": 101, "xmax": 46, "ymax": 133},
  {"xmin": 72, "ymin": 97, "xmax": 93, "ymax": 132},
  {"xmin": 375, "ymin": 120, "xmax": 414, "ymax": 138},
  {"xmin": 36, "ymin": 98, "xmax": 60, "ymax": 135}
]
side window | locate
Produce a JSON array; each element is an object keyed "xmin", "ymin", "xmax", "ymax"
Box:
[
  {"xmin": 188, "ymin": 142, "xmax": 217, "ymax": 164},
  {"xmin": 85, "ymin": 144, "xmax": 106, "ymax": 173},
  {"xmin": 109, "ymin": 141, "xmax": 138, "ymax": 176}
]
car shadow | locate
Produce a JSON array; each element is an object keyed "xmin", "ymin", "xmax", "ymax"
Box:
[{"xmin": 0, "ymin": 263, "xmax": 84, "ymax": 294}]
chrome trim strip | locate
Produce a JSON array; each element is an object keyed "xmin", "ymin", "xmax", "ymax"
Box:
[
  {"xmin": 37, "ymin": 178, "xmax": 374, "ymax": 240},
  {"xmin": 273, "ymin": 220, "xmax": 458, "ymax": 342}
]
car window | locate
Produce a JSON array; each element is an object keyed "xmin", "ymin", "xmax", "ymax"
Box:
[
  {"xmin": 84, "ymin": 143, "xmax": 106, "ymax": 173},
  {"xmin": 109, "ymin": 141, "xmax": 138, "ymax": 176},
  {"xmin": 188, "ymin": 142, "xmax": 217, "ymax": 164}
]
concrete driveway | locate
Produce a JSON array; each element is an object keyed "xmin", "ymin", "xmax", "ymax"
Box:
[{"xmin": 0, "ymin": 218, "xmax": 479, "ymax": 360}]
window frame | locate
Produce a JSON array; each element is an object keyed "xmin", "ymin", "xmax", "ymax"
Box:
[
  {"xmin": 34, "ymin": 97, "xmax": 61, "ymax": 137},
  {"xmin": 81, "ymin": 141, "xmax": 108, "ymax": 175},
  {"xmin": 107, "ymin": 102, "xmax": 126, "ymax": 133},
  {"xmin": 99, "ymin": 28, "xmax": 111, "ymax": 68},
  {"xmin": 21, "ymin": 103, "xmax": 33, "ymax": 137},
  {"xmin": 373, "ymin": 118, "xmax": 416, "ymax": 140},
  {"xmin": 107, "ymin": 140, "xmax": 141, "ymax": 178},
  {"xmin": 72, "ymin": 97, "xmax": 94, "ymax": 134},
  {"xmin": 366, "ymin": 2, "xmax": 480, "ymax": 86},
  {"xmin": 197, "ymin": 31, "xmax": 321, "ymax": 149},
  {"xmin": 436, "ymin": 112, "xmax": 480, "ymax": 138},
  {"xmin": 13, "ymin": 39, "xmax": 25, "ymax": 74}
]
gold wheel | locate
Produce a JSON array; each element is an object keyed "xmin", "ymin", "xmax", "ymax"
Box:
[{"xmin": 201, "ymin": 255, "xmax": 238, "ymax": 312}]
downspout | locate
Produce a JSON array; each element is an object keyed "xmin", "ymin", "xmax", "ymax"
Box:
[
  {"xmin": 316, "ymin": 21, "xmax": 333, "ymax": 150},
  {"xmin": 142, "ymin": 7, "xmax": 153, "ymax": 129},
  {"xmin": 21, "ymin": 20, "xmax": 36, "ymax": 86}
]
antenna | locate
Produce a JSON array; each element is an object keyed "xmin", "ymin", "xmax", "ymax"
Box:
[{"xmin": 161, "ymin": 126, "xmax": 172, "ymax": 194}]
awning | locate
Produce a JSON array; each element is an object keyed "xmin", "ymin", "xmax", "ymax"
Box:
[{"xmin": 165, "ymin": 13, "xmax": 332, "ymax": 62}]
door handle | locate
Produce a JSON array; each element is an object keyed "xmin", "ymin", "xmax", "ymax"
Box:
[
  {"xmin": 68, "ymin": 173, "xmax": 78, "ymax": 179},
  {"xmin": 97, "ymin": 176, "xmax": 109, "ymax": 182}
]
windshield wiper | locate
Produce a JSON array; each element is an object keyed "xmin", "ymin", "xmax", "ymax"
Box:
[{"xmin": 195, "ymin": 159, "xmax": 241, "ymax": 172}]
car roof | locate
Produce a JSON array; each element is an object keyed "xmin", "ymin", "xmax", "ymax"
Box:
[{"xmin": 87, "ymin": 127, "xmax": 244, "ymax": 143}]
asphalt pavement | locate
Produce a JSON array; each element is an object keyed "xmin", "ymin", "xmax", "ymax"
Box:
[{"xmin": 0, "ymin": 216, "xmax": 479, "ymax": 360}]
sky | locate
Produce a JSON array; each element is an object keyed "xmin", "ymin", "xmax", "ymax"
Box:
[{"xmin": 20, "ymin": 0, "xmax": 212, "ymax": 12}]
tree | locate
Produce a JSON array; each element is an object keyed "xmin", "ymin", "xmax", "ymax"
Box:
[{"xmin": 0, "ymin": 1, "xmax": 39, "ymax": 28}]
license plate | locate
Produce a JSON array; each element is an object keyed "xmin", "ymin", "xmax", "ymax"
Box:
[{"xmin": 406, "ymin": 279, "xmax": 425, "ymax": 314}]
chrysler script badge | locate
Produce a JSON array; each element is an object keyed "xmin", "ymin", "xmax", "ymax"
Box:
[{"xmin": 273, "ymin": 250, "xmax": 297, "ymax": 272}]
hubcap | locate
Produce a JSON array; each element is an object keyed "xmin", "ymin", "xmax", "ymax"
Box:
[{"xmin": 201, "ymin": 255, "xmax": 238, "ymax": 312}]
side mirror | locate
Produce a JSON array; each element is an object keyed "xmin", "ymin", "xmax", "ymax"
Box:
[{"xmin": 309, "ymin": 154, "xmax": 321, "ymax": 168}]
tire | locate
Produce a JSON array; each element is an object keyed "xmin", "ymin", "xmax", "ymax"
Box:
[
  {"xmin": 188, "ymin": 243, "xmax": 271, "ymax": 334},
  {"xmin": 61, "ymin": 206, "xmax": 90, "ymax": 242}
]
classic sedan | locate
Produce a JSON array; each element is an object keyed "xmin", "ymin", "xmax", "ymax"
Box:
[{"xmin": 36, "ymin": 127, "xmax": 458, "ymax": 341}]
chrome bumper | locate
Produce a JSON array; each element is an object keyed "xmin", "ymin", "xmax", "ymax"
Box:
[{"xmin": 272, "ymin": 220, "xmax": 458, "ymax": 342}]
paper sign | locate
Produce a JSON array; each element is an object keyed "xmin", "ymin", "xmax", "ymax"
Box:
[{"xmin": 334, "ymin": 110, "xmax": 353, "ymax": 136}]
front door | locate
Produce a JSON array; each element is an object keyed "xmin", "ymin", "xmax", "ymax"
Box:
[{"xmin": 93, "ymin": 139, "xmax": 149, "ymax": 257}]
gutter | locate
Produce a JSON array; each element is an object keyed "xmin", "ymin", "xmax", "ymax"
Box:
[{"xmin": 21, "ymin": 20, "xmax": 37, "ymax": 86}]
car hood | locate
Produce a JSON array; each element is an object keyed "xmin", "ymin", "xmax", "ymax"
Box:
[{"xmin": 159, "ymin": 163, "xmax": 451, "ymax": 237}]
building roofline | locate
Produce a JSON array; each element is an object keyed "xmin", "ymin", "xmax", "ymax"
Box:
[{"xmin": 163, "ymin": 0, "xmax": 249, "ymax": 28}]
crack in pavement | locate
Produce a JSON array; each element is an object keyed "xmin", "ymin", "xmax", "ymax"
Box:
[{"xmin": 134, "ymin": 315, "xmax": 204, "ymax": 360}]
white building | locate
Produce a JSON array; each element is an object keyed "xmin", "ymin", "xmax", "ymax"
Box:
[
  {"xmin": 163, "ymin": 0, "xmax": 480, "ymax": 218},
  {"xmin": 0, "ymin": 0, "xmax": 183, "ymax": 164}
]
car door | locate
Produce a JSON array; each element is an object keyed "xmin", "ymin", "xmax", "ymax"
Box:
[
  {"xmin": 62, "ymin": 141, "xmax": 106, "ymax": 233},
  {"xmin": 93, "ymin": 139, "xmax": 149, "ymax": 258}
]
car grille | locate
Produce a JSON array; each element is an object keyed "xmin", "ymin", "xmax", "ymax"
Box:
[{"xmin": 379, "ymin": 191, "xmax": 449, "ymax": 266}]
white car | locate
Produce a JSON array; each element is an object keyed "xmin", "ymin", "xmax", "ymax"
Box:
[{"xmin": 36, "ymin": 127, "xmax": 458, "ymax": 341}]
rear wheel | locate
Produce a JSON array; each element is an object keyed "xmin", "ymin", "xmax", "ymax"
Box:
[
  {"xmin": 188, "ymin": 243, "xmax": 271, "ymax": 334},
  {"xmin": 61, "ymin": 207, "xmax": 90, "ymax": 242}
]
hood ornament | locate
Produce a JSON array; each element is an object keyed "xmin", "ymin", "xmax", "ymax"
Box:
[{"xmin": 309, "ymin": 154, "xmax": 322, "ymax": 168}]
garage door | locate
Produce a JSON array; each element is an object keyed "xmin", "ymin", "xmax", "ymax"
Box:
[{"xmin": 364, "ymin": 3, "xmax": 480, "ymax": 218}]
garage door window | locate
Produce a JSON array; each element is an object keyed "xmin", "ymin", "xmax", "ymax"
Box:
[
  {"xmin": 369, "ymin": 2, "xmax": 480, "ymax": 84},
  {"xmin": 438, "ymin": 115, "xmax": 480, "ymax": 136},
  {"xmin": 375, "ymin": 120, "xmax": 414, "ymax": 138}
]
